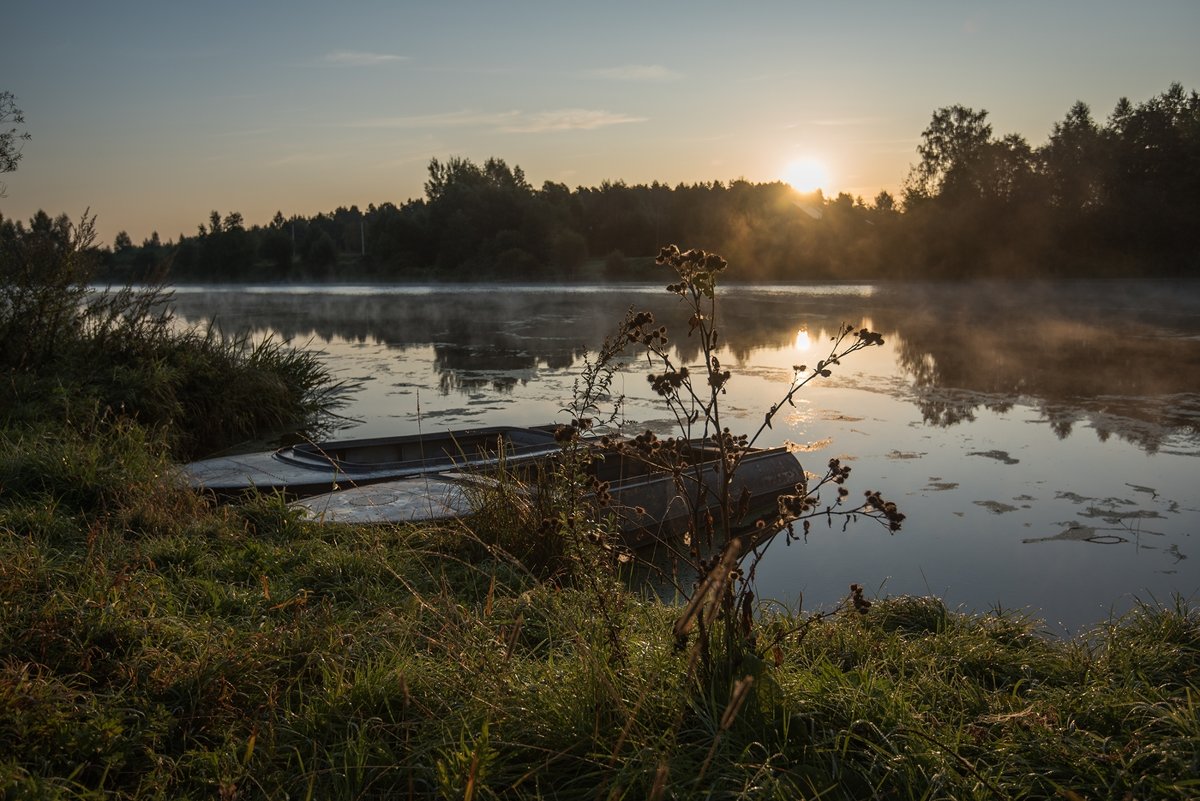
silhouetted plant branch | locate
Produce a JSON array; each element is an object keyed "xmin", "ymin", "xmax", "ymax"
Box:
[{"xmin": 568, "ymin": 244, "xmax": 904, "ymax": 685}]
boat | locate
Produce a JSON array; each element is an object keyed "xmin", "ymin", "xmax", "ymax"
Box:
[
  {"xmin": 291, "ymin": 439, "xmax": 805, "ymax": 546},
  {"xmin": 182, "ymin": 425, "xmax": 564, "ymax": 497},
  {"xmin": 585, "ymin": 441, "xmax": 806, "ymax": 547}
]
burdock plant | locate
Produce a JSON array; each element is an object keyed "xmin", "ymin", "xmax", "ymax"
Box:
[{"xmin": 587, "ymin": 244, "xmax": 905, "ymax": 683}]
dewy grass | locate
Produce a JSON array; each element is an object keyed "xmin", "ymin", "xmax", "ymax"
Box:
[
  {"xmin": 3, "ymin": 466, "xmax": 1197, "ymax": 799},
  {"xmin": 3, "ymin": 237, "xmax": 1197, "ymax": 797}
]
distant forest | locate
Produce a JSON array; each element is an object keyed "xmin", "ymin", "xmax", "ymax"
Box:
[{"xmin": 13, "ymin": 83, "xmax": 1200, "ymax": 283}]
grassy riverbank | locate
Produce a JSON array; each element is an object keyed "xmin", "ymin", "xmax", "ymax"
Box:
[
  {"xmin": 2, "ymin": 227, "xmax": 1196, "ymax": 798},
  {"xmin": 1, "ymin": 428, "xmax": 1196, "ymax": 799}
]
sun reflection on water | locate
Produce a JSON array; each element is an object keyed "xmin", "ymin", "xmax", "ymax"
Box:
[{"xmin": 163, "ymin": 282, "xmax": 1200, "ymax": 633}]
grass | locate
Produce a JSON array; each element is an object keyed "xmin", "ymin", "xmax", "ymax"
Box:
[
  {"xmin": 2, "ymin": 230, "xmax": 1196, "ymax": 798},
  {"xmin": 1, "ymin": 435, "xmax": 1196, "ymax": 798}
]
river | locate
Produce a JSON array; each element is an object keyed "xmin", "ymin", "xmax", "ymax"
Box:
[{"xmin": 167, "ymin": 280, "xmax": 1200, "ymax": 633}]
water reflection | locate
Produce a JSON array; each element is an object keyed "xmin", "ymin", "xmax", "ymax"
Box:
[
  {"xmin": 888, "ymin": 283, "xmax": 1200, "ymax": 451},
  {"xmin": 168, "ymin": 281, "xmax": 1200, "ymax": 455},
  {"xmin": 164, "ymin": 281, "xmax": 1200, "ymax": 633}
]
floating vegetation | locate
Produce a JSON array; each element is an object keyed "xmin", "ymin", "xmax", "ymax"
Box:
[
  {"xmin": 975, "ymin": 499, "xmax": 1021, "ymax": 514},
  {"xmin": 968, "ymin": 449, "xmax": 1020, "ymax": 464}
]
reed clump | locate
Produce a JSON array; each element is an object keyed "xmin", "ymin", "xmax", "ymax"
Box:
[{"xmin": 1, "ymin": 212, "xmax": 348, "ymax": 459}]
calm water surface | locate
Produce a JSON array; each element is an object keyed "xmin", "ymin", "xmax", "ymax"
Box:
[{"xmin": 169, "ymin": 281, "xmax": 1200, "ymax": 633}]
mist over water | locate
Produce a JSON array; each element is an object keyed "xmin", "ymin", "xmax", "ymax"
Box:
[{"xmin": 169, "ymin": 280, "xmax": 1200, "ymax": 633}]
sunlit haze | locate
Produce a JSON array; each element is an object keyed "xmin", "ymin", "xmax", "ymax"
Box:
[
  {"xmin": 2, "ymin": 1, "xmax": 1198, "ymax": 243},
  {"xmin": 783, "ymin": 158, "xmax": 830, "ymax": 193}
]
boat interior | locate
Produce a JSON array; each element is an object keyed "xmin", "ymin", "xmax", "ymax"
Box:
[{"xmin": 285, "ymin": 428, "xmax": 559, "ymax": 470}]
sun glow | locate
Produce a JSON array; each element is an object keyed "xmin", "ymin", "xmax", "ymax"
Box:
[
  {"xmin": 794, "ymin": 327, "xmax": 812, "ymax": 351},
  {"xmin": 783, "ymin": 158, "xmax": 829, "ymax": 193}
]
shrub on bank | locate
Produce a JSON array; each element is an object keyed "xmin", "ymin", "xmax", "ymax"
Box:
[{"xmin": 1, "ymin": 212, "xmax": 346, "ymax": 459}]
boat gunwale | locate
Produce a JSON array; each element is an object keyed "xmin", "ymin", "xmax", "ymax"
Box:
[{"xmin": 273, "ymin": 425, "xmax": 562, "ymax": 473}]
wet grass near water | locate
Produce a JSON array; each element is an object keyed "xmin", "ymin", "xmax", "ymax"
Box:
[
  {"xmin": 3, "ymin": 231, "xmax": 1196, "ymax": 798},
  {"xmin": 1, "ymin": 424, "xmax": 1196, "ymax": 799}
]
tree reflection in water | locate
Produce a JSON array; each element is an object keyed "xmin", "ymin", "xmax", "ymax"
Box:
[
  {"xmin": 167, "ymin": 280, "xmax": 1200, "ymax": 455},
  {"xmin": 886, "ymin": 283, "xmax": 1200, "ymax": 452},
  {"xmin": 164, "ymin": 280, "xmax": 1200, "ymax": 631}
]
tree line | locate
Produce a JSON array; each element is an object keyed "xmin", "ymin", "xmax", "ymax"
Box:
[{"xmin": 7, "ymin": 83, "xmax": 1197, "ymax": 283}]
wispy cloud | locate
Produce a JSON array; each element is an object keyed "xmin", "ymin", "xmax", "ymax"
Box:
[
  {"xmin": 324, "ymin": 50, "xmax": 409, "ymax": 66},
  {"xmin": 587, "ymin": 64, "xmax": 682, "ymax": 82},
  {"xmin": 812, "ymin": 116, "xmax": 886, "ymax": 127},
  {"xmin": 739, "ymin": 71, "xmax": 796, "ymax": 84},
  {"xmin": 501, "ymin": 109, "xmax": 646, "ymax": 133},
  {"xmin": 264, "ymin": 152, "xmax": 344, "ymax": 167},
  {"xmin": 351, "ymin": 110, "xmax": 522, "ymax": 129},
  {"xmin": 215, "ymin": 127, "xmax": 276, "ymax": 138},
  {"xmin": 375, "ymin": 152, "xmax": 435, "ymax": 169},
  {"xmin": 349, "ymin": 109, "xmax": 644, "ymax": 133}
]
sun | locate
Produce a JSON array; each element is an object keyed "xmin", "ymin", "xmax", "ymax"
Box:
[{"xmin": 782, "ymin": 158, "xmax": 830, "ymax": 193}]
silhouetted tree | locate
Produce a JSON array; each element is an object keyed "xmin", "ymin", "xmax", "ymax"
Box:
[
  {"xmin": 1098, "ymin": 83, "xmax": 1200, "ymax": 272},
  {"xmin": 422, "ymin": 156, "xmax": 542, "ymax": 274},
  {"xmin": 100, "ymin": 84, "xmax": 1200, "ymax": 285},
  {"xmin": 258, "ymin": 229, "xmax": 293, "ymax": 274},
  {"xmin": 0, "ymin": 91, "xmax": 31, "ymax": 196},
  {"xmin": 904, "ymin": 105, "xmax": 993, "ymax": 204},
  {"xmin": 302, "ymin": 228, "xmax": 337, "ymax": 277},
  {"xmin": 1042, "ymin": 101, "xmax": 1104, "ymax": 212}
]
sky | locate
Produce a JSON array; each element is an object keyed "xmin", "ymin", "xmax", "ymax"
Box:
[{"xmin": 2, "ymin": 1, "xmax": 1198, "ymax": 245}]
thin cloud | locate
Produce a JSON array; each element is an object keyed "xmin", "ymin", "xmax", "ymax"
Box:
[
  {"xmin": 501, "ymin": 109, "xmax": 646, "ymax": 133},
  {"xmin": 264, "ymin": 152, "xmax": 344, "ymax": 167},
  {"xmin": 812, "ymin": 116, "xmax": 886, "ymax": 127},
  {"xmin": 682, "ymin": 133, "xmax": 735, "ymax": 144},
  {"xmin": 350, "ymin": 111, "xmax": 522, "ymax": 129},
  {"xmin": 325, "ymin": 50, "xmax": 409, "ymax": 66},
  {"xmin": 215, "ymin": 127, "xmax": 276, "ymax": 138},
  {"xmin": 587, "ymin": 64, "xmax": 682, "ymax": 82},
  {"xmin": 739, "ymin": 71, "xmax": 797, "ymax": 84},
  {"xmin": 859, "ymin": 137, "xmax": 921, "ymax": 145},
  {"xmin": 375, "ymin": 152, "xmax": 435, "ymax": 169},
  {"xmin": 349, "ymin": 109, "xmax": 644, "ymax": 133}
]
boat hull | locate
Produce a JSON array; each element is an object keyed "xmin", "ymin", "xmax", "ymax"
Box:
[
  {"xmin": 594, "ymin": 446, "xmax": 805, "ymax": 547},
  {"xmin": 291, "ymin": 443, "xmax": 805, "ymax": 546},
  {"xmin": 183, "ymin": 425, "xmax": 563, "ymax": 497}
]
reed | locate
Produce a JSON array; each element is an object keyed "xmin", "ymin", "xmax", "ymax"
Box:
[{"xmin": 1, "ymin": 213, "xmax": 349, "ymax": 458}]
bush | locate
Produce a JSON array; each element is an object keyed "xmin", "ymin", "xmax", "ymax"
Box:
[{"xmin": 1, "ymin": 211, "xmax": 348, "ymax": 458}]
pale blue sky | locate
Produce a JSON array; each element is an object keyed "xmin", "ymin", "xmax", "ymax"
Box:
[{"xmin": 3, "ymin": 0, "xmax": 1197, "ymax": 243}]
